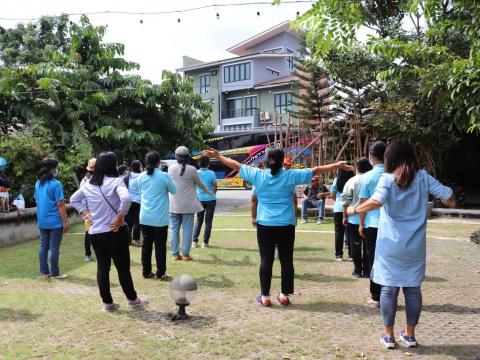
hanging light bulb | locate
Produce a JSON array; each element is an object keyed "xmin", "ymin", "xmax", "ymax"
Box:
[
  {"xmin": 139, "ymin": 19, "xmax": 143, "ymax": 24},
  {"xmin": 216, "ymin": 12, "xmax": 220, "ymax": 19},
  {"xmin": 296, "ymin": 11, "xmax": 300, "ymax": 17},
  {"xmin": 177, "ymin": 17, "xmax": 181, "ymax": 23},
  {"xmin": 257, "ymin": 11, "xmax": 260, "ymax": 16}
]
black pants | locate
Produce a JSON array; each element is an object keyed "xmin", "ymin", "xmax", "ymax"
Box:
[
  {"xmin": 257, "ymin": 224, "xmax": 295, "ymax": 295},
  {"xmin": 333, "ymin": 212, "xmax": 345, "ymax": 257},
  {"xmin": 193, "ymin": 200, "xmax": 216, "ymax": 244},
  {"xmin": 348, "ymin": 223, "xmax": 367, "ymax": 276},
  {"xmin": 365, "ymin": 227, "xmax": 381, "ymax": 301},
  {"xmin": 126, "ymin": 202, "xmax": 141, "ymax": 241},
  {"xmin": 141, "ymin": 225, "xmax": 168, "ymax": 277},
  {"xmin": 90, "ymin": 227, "xmax": 137, "ymax": 304},
  {"xmin": 84, "ymin": 231, "xmax": 91, "ymax": 257}
]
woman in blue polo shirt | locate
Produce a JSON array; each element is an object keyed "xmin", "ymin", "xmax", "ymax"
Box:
[
  {"xmin": 348, "ymin": 140, "xmax": 455, "ymax": 349},
  {"xmin": 193, "ymin": 155, "xmax": 217, "ymax": 248},
  {"xmin": 34, "ymin": 158, "xmax": 69, "ymax": 280},
  {"xmin": 203, "ymin": 148, "xmax": 349, "ymax": 307},
  {"xmin": 138, "ymin": 151, "xmax": 177, "ymax": 280}
]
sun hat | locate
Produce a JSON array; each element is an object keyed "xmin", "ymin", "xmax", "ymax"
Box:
[{"xmin": 86, "ymin": 158, "xmax": 96, "ymax": 172}]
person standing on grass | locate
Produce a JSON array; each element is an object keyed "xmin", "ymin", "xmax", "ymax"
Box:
[
  {"xmin": 347, "ymin": 140, "xmax": 455, "ymax": 349},
  {"xmin": 193, "ymin": 155, "xmax": 217, "ymax": 249},
  {"xmin": 358, "ymin": 141, "xmax": 386, "ymax": 308},
  {"xmin": 168, "ymin": 146, "xmax": 211, "ymax": 261},
  {"xmin": 138, "ymin": 151, "xmax": 176, "ymax": 280},
  {"xmin": 80, "ymin": 158, "xmax": 96, "ymax": 262},
  {"xmin": 70, "ymin": 151, "xmax": 148, "ymax": 312},
  {"xmin": 341, "ymin": 158, "xmax": 373, "ymax": 278},
  {"xmin": 331, "ymin": 169, "xmax": 355, "ymax": 261},
  {"xmin": 34, "ymin": 158, "xmax": 69, "ymax": 280},
  {"xmin": 203, "ymin": 147, "xmax": 350, "ymax": 307},
  {"xmin": 301, "ymin": 176, "xmax": 329, "ymax": 224},
  {"xmin": 126, "ymin": 160, "xmax": 143, "ymax": 247}
]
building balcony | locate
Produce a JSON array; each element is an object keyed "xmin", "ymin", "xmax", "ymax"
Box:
[{"xmin": 220, "ymin": 108, "xmax": 260, "ymax": 131}]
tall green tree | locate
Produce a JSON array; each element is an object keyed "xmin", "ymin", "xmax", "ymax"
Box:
[{"xmin": 0, "ymin": 15, "xmax": 212, "ymax": 200}]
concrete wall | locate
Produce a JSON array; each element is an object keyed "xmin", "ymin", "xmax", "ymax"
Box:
[{"xmin": 0, "ymin": 205, "xmax": 82, "ymax": 247}]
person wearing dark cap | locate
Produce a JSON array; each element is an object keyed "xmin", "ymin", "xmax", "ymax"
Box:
[
  {"xmin": 168, "ymin": 146, "xmax": 212, "ymax": 261},
  {"xmin": 358, "ymin": 141, "xmax": 386, "ymax": 307},
  {"xmin": 341, "ymin": 158, "xmax": 373, "ymax": 278}
]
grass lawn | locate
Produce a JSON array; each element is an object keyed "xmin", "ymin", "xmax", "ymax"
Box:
[{"xmin": 0, "ymin": 214, "xmax": 478, "ymax": 359}]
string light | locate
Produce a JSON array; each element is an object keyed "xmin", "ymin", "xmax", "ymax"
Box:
[{"xmin": 0, "ymin": 1, "xmax": 313, "ymax": 21}]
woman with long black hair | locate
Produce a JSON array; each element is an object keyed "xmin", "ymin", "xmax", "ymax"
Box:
[
  {"xmin": 331, "ymin": 168, "xmax": 355, "ymax": 261},
  {"xmin": 138, "ymin": 151, "xmax": 176, "ymax": 280},
  {"xmin": 70, "ymin": 151, "xmax": 147, "ymax": 312},
  {"xmin": 203, "ymin": 147, "xmax": 350, "ymax": 307},
  {"xmin": 348, "ymin": 140, "xmax": 455, "ymax": 349},
  {"xmin": 34, "ymin": 158, "xmax": 69, "ymax": 280}
]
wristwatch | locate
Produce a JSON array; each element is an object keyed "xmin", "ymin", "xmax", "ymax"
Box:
[{"xmin": 252, "ymin": 219, "xmax": 257, "ymax": 225}]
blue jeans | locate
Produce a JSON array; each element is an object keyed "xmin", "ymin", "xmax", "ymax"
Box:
[
  {"xmin": 301, "ymin": 199, "xmax": 325, "ymax": 220},
  {"xmin": 39, "ymin": 228, "xmax": 63, "ymax": 276},
  {"xmin": 380, "ymin": 286, "xmax": 422, "ymax": 326},
  {"xmin": 170, "ymin": 213, "xmax": 194, "ymax": 256}
]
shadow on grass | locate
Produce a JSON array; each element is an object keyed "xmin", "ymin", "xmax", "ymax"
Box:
[
  {"xmin": 424, "ymin": 275, "xmax": 447, "ymax": 282},
  {"xmin": 422, "ymin": 304, "xmax": 480, "ymax": 314},
  {"xmin": 220, "ymin": 246, "xmax": 324, "ymax": 253},
  {"xmin": 399, "ymin": 344, "xmax": 480, "ymax": 360},
  {"xmin": 195, "ymin": 254, "xmax": 254, "ymax": 267},
  {"xmin": 0, "ymin": 307, "xmax": 40, "ymax": 322},
  {"xmin": 128, "ymin": 309, "xmax": 216, "ymax": 328},
  {"xmin": 272, "ymin": 273, "xmax": 355, "ymax": 283},
  {"xmin": 294, "ymin": 256, "xmax": 335, "ymax": 263},
  {"xmin": 287, "ymin": 300, "xmax": 378, "ymax": 316},
  {"xmin": 65, "ymin": 274, "xmax": 118, "ymax": 288},
  {"xmin": 197, "ymin": 274, "xmax": 235, "ymax": 288}
]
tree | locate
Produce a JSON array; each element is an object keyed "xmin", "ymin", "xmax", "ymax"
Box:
[
  {"xmin": 0, "ymin": 15, "xmax": 212, "ymax": 198},
  {"xmin": 276, "ymin": 0, "xmax": 480, "ymax": 132},
  {"xmin": 291, "ymin": 37, "xmax": 332, "ymax": 164}
]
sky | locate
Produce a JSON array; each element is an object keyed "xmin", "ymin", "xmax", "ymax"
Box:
[{"xmin": 0, "ymin": 0, "xmax": 314, "ymax": 83}]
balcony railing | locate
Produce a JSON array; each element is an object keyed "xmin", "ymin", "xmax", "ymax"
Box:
[{"xmin": 221, "ymin": 108, "xmax": 259, "ymax": 119}]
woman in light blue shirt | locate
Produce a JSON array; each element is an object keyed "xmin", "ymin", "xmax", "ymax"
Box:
[
  {"xmin": 204, "ymin": 148, "xmax": 349, "ymax": 307},
  {"xmin": 193, "ymin": 155, "xmax": 218, "ymax": 248},
  {"xmin": 348, "ymin": 140, "xmax": 455, "ymax": 349},
  {"xmin": 138, "ymin": 151, "xmax": 177, "ymax": 280}
]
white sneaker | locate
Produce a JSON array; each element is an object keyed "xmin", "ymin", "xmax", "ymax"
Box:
[
  {"xmin": 400, "ymin": 331, "xmax": 417, "ymax": 348},
  {"xmin": 192, "ymin": 242, "xmax": 200, "ymax": 248},
  {"xmin": 128, "ymin": 296, "xmax": 149, "ymax": 308},
  {"xmin": 380, "ymin": 335, "xmax": 396, "ymax": 349},
  {"xmin": 301, "ymin": 219, "xmax": 307, "ymax": 224},
  {"xmin": 85, "ymin": 256, "xmax": 93, "ymax": 262},
  {"xmin": 202, "ymin": 243, "xmax": 209, "ymax": 248},
  {"xmin": 51, "ymin": 274, "xmax": 68, "ymax": 280},
  {"xmin": 316, "ymin": 219, "xmax": 323, "ymax": 225},
  {"xmin": 367, "ymin": 298, "xmax": 380, "ymax": 308}
]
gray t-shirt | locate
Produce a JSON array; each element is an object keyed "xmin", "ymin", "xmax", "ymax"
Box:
[{"xmin": 168, "ymin": 163, "xmax": 210, "ymax": 214}]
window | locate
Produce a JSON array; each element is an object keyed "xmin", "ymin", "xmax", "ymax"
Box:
[
  {"xmin": 223, "ymin": 62, "xmax": 251, "ymax": 83},
  {"xmin": 245, "ymin": 96, "xmax": 257, "ymax": 116},
  {"xmin": 200, "ymin": 74, "xmax": 210, "ymax": 94},
  {"xmin": 286, "ymin": 49, "xmax": 295, "ymax": 69},
  {"xmin": 267, "ymin": 67, "xmax": 280, "ymax": 76},
  {"xmin": 274, "ymin": 93, "xmax": 292, "ymax": 114},
  {"xmin": 262, "ymin": 47, "xmax": 283, "ymax": 54},
  {"xmin": 224, "ymin": 124, "xmax": 252, "ymax": 131},
  {"xmin": 226, "ymin": 98, "xmax": 242, "ymax": 118}
]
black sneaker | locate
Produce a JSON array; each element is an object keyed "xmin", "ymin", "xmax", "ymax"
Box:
[
  {"xmin": 352, "ymin": 271, "xmax": 362, "ymax": 278},
  {"xmin": 335, "ymin": 256, "xmax": 343, "ymax": 262}
]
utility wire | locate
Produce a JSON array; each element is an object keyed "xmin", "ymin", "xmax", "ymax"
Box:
[{"xmin": 0, "ymin": 1, "xmax": 313, "ymax": 21}]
